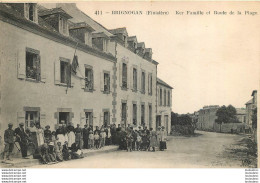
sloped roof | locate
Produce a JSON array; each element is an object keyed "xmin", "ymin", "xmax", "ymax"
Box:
[
  {"xmin": 145, "ymin": 48, "xmax": 152, "ymax": 53},
  {"xmin": 128, "ymin": 36, "xmax": 137, "ymax": 42},
  {"xmin": 157, "ymin": 78, "xmax": 173, "ymax": 89},
  {"xmin": 251, "ymin": 90, "xmax": 257, "ymax": 96},
  {"xmin": 137, "ymin": 42, "xmax": 145, "ymax": 48},
  {"xmin": 236, "ymin": 108, "xmax": 246, "ymax": 115},
  {"xmin": 109, "ymin": 27, "xmax": 128, "ymax": 35},
  {"xmin": 245, "ymin": 98, "xmax": 253, "ymax": 105},
  {"xmin": 69, "ymin": 22, "xmax": 95, "ymax": 32},
  {"xmin": 54, "ymin": 3, "xmax": 114, "ymax": 37},
  {"xmin": 39, "ymin": 7, "xmax": 72, "ymax": 19}
]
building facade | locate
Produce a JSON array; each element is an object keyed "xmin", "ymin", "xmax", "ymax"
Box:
[
  {"xmin": 0, "ymin": 3, "xmax": 173, "ymax": 137},
  {"xmin": 196, "ymin": 105, "xmax": 219, "ymax": 131},
  {"xmin": 245, "ymin": 90, "xmax": 257, "ymax": 131},
  {"xmin": 156, "ymin": 78, "xmax": 173, "ymax": 134}
]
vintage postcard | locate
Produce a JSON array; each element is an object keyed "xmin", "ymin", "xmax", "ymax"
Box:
[{"xmin": 0, "ymin": 1, "xmax": 259, "ymax": 170}]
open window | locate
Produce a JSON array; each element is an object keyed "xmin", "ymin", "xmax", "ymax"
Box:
[
  {"xmin": 133, "ymin": 103, "xmax": 137, "ymax": 125},
  {"xmin": 122, "ymin": 63, "xmax": 127, "ymax": 89},
  {"xmin": 84, "ymin": 66, "xmax": 94, "ymax": 91},
  {"xmin": 104, "ymin": 72, "xmax": 110, "ymax": 93},
  {"xmin": 24, "ymin": 3, "xmax": 38, "ymax": 23},
  {"xmin": 60, "ymin": 60, "xmax": 71, "ymax": 86},
  {"xmin": 26, "ymin": 48, "xmax": 41, "ymax": 81}
]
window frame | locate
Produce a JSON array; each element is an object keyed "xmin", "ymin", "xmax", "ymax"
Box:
[{"xmin": 84, "ymin": 64, "xmax": 94, "ymax": 92}]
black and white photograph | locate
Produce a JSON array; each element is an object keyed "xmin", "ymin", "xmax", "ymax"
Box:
[{"xmin": 0, "ymin": 1, "xmax": 258, "ymax": 173}]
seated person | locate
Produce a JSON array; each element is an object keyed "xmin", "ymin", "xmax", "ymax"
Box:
[{"xmin": 70, "ymin": 143, "xmax": 84, "ymax": 159}]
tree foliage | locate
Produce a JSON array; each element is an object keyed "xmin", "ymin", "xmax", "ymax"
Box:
[
  {"xmin": 171, "ymin": 112, "xmax": 192, "ymax": 126},
  {"xmin": 215, "ymin": 105, "xmax": 238, "ymax": 124}
]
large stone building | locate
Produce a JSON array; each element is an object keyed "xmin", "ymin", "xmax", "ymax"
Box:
[
  {"xmin": 156, "ymin": 78, "xmax": 173, "ymax": 134},
  {"xmin": 196, "ymin": 105, "xmax": 219, "ymax": 131},
  {"xmin": 0, "ymin": 3, "xmax": 172, "ymax": 136}
]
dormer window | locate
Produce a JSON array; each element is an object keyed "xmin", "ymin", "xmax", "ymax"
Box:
[
  {"xmin": 24, "ymin": 3, "xmax": 38, "ymax": 23},
  {"xmin": 59, "ymin": 16, "xmax": 68, "ymax": 36},
  {"xmin": 92, "ymin": 32, "xmax": 110, "ymax": 53}
]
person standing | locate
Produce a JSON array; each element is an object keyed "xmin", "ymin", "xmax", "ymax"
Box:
[
  {"xmin": 149, "ymin": 128, "xmax": 157, "ymax": 152},
  {"xmin": 2, "ymin": 123, "xmax": 15, "ymax": 162},
  {"xmin": 74, "ymin": 124, "xmax": 83, "ymax": 149},
  {"xmin": 35, "ymin": 123, "xmax": 45, "ymax": 147},
  {"xmin": 82, "ymin": 124, "xmax": 89, "ymax": 149},
  {"xmin": 15, "ymin": 123, "xmax": 29, "ymax": 159},
  {"xmin": 44, "ymin": 125, "xmax": 52, "ymax": 143}
]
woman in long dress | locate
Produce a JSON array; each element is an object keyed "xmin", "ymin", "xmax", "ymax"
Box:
[
  {"xmin": 35, "ymin": 123, "xmax": 45, "ymax": 146},
  {"xmin": 56, "ymin": 125, "xmax": 65, "ymax": 145},
  {"xmin": 68, "ymin": 128, "xmax": 75, "ymax": 148}
]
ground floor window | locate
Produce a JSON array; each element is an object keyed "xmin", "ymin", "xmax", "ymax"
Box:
[
  {"xmin": 85, "ymin": 112, "xmax": 93, "ymax": 126},
  {"xmin": 156, "ymin": 115, "xmax": 161, "ymax": 130},
  {"xmin": 133, "ymin": 104, "xmax": 137, "ymax": 125},
  {"xmin": 121, "ymin": 102, "xmax": 127, "ymax": 128},
  {"xmin": 149, "ymin": 105, "xmax": 152, "ymax": 129},
  {"xmin": 25, "ymin": 111, "xmax": 40, "ymax": 128},
  {"xmin": 103, "ymin": 111, "xmax": 110, "ymax": 127},
  {"xmin": 59, "ymin": 112, "xmax": 70, "ymax": 125},
  {"xmin": 141, "ymin": 104, "xmax": 145, "ymax": 126}
]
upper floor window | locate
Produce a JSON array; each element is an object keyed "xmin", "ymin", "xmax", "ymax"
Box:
[
  {"xmin": 26, "ymin": 48, "xmax": 40, "ymax": 81},
  {"xmin": 148, "ymin": 74, "xmax": 152, "ymax": 95},
  {"xmin": 60, "ymin": 60, "xmax": 71, "ymax": 85},
  {"xmin": 24, "ymin": 3, "xmax": 38, "ymax": 23},
  {"xmin": 104, "ymin": 72, "xmax": 110, "ymax": 93},
  {"xmin": 141, "ymin": 71, "xmax": 145, "ymax": 94},
  {"xmin": 168, "ymin": 91, "xmax": 171, "ymax": 106},
  {"xmin": 85, "ymin": 67, "xmax": 93, "ymax": 91},
  {"xmin": 122, "ymin": 63, "xmax": 127, "ymax": 89},
  {"xmin": 164, "ymin": 89, "xmax": 166, "ymax": 106},
  {"xmin": 159, "ymin": 88, "xmax": 162, "ymax": 106},
  {"xmin": 133, "ymin": 68, "xmax": 137, "ymax": 91}
]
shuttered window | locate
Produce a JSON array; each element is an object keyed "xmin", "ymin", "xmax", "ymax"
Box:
[
  {"xmin": 60, "ymin": 61, "xmax": 71, "ymax": 86},
  {"xmin": 85, "ymin": 68, "xmax": 93, "ymax": 91},
  {"xmin": 122, "ymin": 63, "xmax": 127, "ymax": 89},
  {"xmin": 26, "ymin": 48, "xmax": 41, "ymax": 82}
]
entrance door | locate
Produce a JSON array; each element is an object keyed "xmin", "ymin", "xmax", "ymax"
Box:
[
  {"xmin": 156, "ymin": 115, "xmax": 161, "ymax": 130},
  {"xmin": 103, "ymin": 111, "xmax": 110, "ymax": 127},
  {"xmin": 121, "ymin": 103, "xmax": 127, "ymax": 128},
  {"xmin": 164, "ymin": 115, "xmax": 169, "ymax": 134},
  {"xmin": 59, "ymin": 112, "xmax": 70, "ymax": 126}
]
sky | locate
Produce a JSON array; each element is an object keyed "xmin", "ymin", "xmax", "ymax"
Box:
[{"xmin": 75, "ymin": 2, "xmax": 259, "ymax": 114}]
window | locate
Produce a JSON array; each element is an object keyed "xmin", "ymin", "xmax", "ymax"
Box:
[
  {"xmin": 141, "ymin": 104, "xmax": 145, "ymax": 126},
  {"xmin": 24, "ymin": 3, "xmax": 37, "ymax": 23},
  {"xmin": 103, "ymin": 111, "xmax": 110, "ymax": 127},
  {"xmin": 141, "ymin": 71, "xmax": 145, "ymax": 94},
  {"xmin": 164, "ymin": 89, "xmax": 166, "ymax": 106},
  {"xmin": 133, "ymin": 104, "xmax": 137, "ymax": 125},
  {"xmin": 168, "ymin": 91, "xmax": 171, "ymax": 106},
  {"xmin": 85, "ymin": 67, "xmax": 93, "ymax": 91},
  {"xmin": 122, "ymin": 63, "xmax": 127, "ymax": 89},
  {"xmin": 85, "ymin": 112, "xmax": 93, "ymax": 126},
  {"xmin": 133, "ymin": 68, "xmax": 137, "ymax": 91},
  {"xmin": 149, "ymin": 105, "xmax": 152, "ymax": 128},
  {"xmin": 60, "ymin": 61, "xmax": 71, "ymax": 85},
  {"xmin": 104, "ymin": 73, "xmax": 110, "ymax": 93},
  {"xmin": 148, "ymin": 74, "xmax": 152, "ymax": 95},
  {"xmin": 121, "ymin": 102, "xmax": 127, "ymax": 127},
  {"xmin": 59, "ymin": 112, "xmax": 70, "ymax": 126},
  {"xmin": 160, "ymin": 88, "xmax": 162, "ymax": 106},
  {"xmin": 26, "ymin": 49, "xmax": 40, "ymax": 81},
  {"xmin": 25, "ymin": 111, "xmax": 39, "ymax": 128}
]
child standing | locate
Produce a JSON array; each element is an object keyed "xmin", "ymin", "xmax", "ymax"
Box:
[
  {"xmin": 136, "ymin": 133, "xmax": 141, "ymax": 151},
  {"xmin": 55, "ymin": 141, "xmax": 63, "ymax": 162},
  {"xmin": 100, "ymin": 130, "xmax": 106, "ymax": 148},
  {"xmin": 88, "ymin": 130, "xmax": 94, "ymax": 149},
  {"xmin": 94, "ymin": 131, "xmax": 100, "ymax": 149}
]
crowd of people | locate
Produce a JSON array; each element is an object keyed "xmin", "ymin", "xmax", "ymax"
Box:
[{"xmin": 2, "ymin": 122, "xmax": 168, "ymax": 165}]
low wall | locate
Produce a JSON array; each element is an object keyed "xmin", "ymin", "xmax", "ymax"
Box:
[{"xmin": 214, "ymin": 123, "xmax": 245, "ymax": 133}]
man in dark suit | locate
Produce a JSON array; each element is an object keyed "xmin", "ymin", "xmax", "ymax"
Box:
[
  {"xmin": 2, "ymin": 123, "xmax": 15, "ymax": 162},
  {"xmin": 82, "ymin": 124, "xmax": 89, "ymax": 149},
  {"xmin": 14, "ymin": 123, "xmax": 29, "ymax": 159}
]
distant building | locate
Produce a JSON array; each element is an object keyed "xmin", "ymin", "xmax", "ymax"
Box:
[
  {"xmin": 245, "ymin": 90, "xmax": 257, "ymax": 131},
  {"xmin": 156, "ymin": 78, "xmax": 173, "ymax": 134},
  {"xmin": 235, "ymin": 108, "xmax": 246, "ymax": 123},
  {"xmin": 197, "ymin": 105, "xmax": 219, "ymax": 131}
]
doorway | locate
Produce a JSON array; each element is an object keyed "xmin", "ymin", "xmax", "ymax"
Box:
[
  {"xmin": 121, "ymin": 102, "xmax": 127, "ymax": 128},
  {"xmin": 59, "ymin": 112, "xmax": 70, "ymax": 125},
  {"xmin": 156, "ymin": 115, "xmax": 161, "ymax": 130}
]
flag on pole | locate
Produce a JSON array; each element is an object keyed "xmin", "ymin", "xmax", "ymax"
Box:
[{"xmin": 71, "ymin": 54, "xmax": 79, "ymax": 75}]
